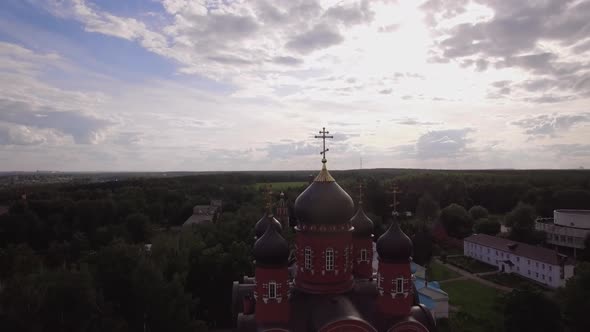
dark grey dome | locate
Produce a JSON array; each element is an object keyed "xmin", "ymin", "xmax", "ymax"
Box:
[
  {"xmin": 351, "ymin": 207, "xmax": 374, "ymax": 237},
  {"xmin": 376, "ymin": 217, "xmax": 412, "ymax": 262},
  {"xmin": 253, "ymin": 222, "xmax": 289, "ymax": 266},
  {"xmin": 255, "ymin": 214, "xmax": 282, "ymax": 238},
  {"xmin": 410, "ymin": 304, "xmax": 437, "ymax": 332},
  {"xmin": 294, "ymin": 165, "xmax": 354, "ymax": 226}
]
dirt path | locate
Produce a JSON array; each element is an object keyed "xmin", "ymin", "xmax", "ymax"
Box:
[{"xmin": 434, "ymin": 258, "xmax": 513, "ymax": 292}]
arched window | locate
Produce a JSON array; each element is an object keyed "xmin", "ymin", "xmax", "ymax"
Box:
[
  {"xmin": 325, "ymin": 248, "xmax": 334, "ymax": 271},
  {"xmin": 304, "ymin": 247, "xmax": 312, "ymax": 270},
  {"xmin": 268, "ymin": 281, "xmax": 277, "ymax": 299},
  {"xmin": 360, "ymin": 249, "xmax": 368, "ymax": 262}
]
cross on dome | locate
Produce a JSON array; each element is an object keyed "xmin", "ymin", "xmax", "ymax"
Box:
[{"xmin": 314, "ymin": 127, "xmax": 333, "ymax": 164}]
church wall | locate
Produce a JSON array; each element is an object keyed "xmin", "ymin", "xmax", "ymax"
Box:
[
  {"xmin": 294, "ymin": 231, "xmax": 354, "ymax": 293},
  {"xmin": 353, "ymin": 237, "xmax": 374, "ymax": 279},
  {"xmin": 255, "ymin": 267, "xmax": 290, "ymax": 324}
]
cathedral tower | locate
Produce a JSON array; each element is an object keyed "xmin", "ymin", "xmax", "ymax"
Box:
[
  {"xmin": 253, "ymin": 222, "xmax": 290, "ymax": 325},
  {"xmin": 293, "ymin": 128, "xmax": 355, "ymax": 294},
  {"xmin": 376, "ymin": 184, "xmax": 414, "ymax": 317},
  {"xmin": 351, "ymin": 182, "xmax": 374, "ymax": 279}
]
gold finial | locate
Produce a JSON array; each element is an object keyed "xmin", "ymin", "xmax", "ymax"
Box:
[
  {"xmin": 314, "ymin": 127, "xmax": 333, "ymax": 164},
  {"xmin": 265, "ymin": 184, "xmax": 274, "ymax": 215},
  {"xmin": 387, "ymin": 182, "xmax": 402, "ymax": 216}
]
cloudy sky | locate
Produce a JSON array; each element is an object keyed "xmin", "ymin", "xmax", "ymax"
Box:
[{"xmin": 1, "ymin": 0, "xmax": 589, "ymax": 171}]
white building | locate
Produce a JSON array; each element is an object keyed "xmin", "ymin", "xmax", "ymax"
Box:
[
  {"xmin": 536, "ymin": 210, "xmax": 590, "ymax": 255},
  {"xmin": 464, "ymin": 234, "xmax": 575, "ymax": 288}
]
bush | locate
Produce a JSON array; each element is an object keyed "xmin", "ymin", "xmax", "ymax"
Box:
[
  {"xmin": 469, "ymin": 205, "xmax": 489, "ymax": 221},
  {"xmin": 474, "ymin": 218, "xmax": 501, "ymax": 235}
]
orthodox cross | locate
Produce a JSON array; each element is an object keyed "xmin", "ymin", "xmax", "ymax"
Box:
[
  {"xmin": 265, "ymin": 184, "xmax": 274, "ymax": 215},
  {"xmin": 387, "ymin": 182, "xmax": 402, "ymax": 216},
  {"xmin": 314, "ymin": 127, "xmax": 333, "ymax": 163},
  {"xmin": 358, "ymin": 180, "xmax": 364, "ymax": 206}
]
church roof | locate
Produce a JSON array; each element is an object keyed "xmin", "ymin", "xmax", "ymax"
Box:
[
  {"xmin": 464, "ymin": 233, "xmax": 573, "ymax": 265},
  {"xmin": 294, "ymin": 163, "xmax": 354, "ymax": 226},
  {"xmin": 376, "ymin": 216, "xmax": 413, "ymax": 263}
]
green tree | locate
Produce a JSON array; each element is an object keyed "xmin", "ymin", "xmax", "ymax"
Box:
[
  {"xmin": 469, "ymin": 205, "xmax": 489, "ymax": 221},
  {"xmin": 439, "ymin": 203, "xmax": 473, "ymax": 238},
  {"xmin": 416, "ymin": 193, "xmax": 440, "ymax": 227},
  {"xmin": 560, "ymin": 262, "xmax": 590, "ymax": 332},
  {"xmin": 503, "ymin": 288, "xmax": 562, "ymax": 332},
  {"xmin": 412, "ymin": 230, "xmax": 433, "ymax": 265},
  {"xmin": 125, "ymin": 213, "xmax": 151, "ymax": 243},
  {"xmin": 474, "ymin": 218, "xmax": 501, "ymax": 235},
  {"xmin": 506, "ymin": 202, "xmax": 539, "ymax": 243}
]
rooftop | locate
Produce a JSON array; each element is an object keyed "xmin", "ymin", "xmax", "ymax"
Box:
[{"xmin": 464, "ymin": 233, "xmax": 573, "ymax": 266}]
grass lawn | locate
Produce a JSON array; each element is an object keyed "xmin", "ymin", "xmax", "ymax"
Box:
[
  {"xmin": 441, "ymin": 279, "xmax": 505, "ymax": 332},
  {"xmin": 254, "ymin": 182, "xmax": 308, "ymax": 191},
  {"xmin": 481, "ymin": 272, "xmax": 548, "ymax": 292},
  {"xmin": 427, "ymin": 261, "xmax": 461, "ymax": 281},
  {"xmin": 446, "ymin": 255, "xmax": 498, "ymax": 273}
]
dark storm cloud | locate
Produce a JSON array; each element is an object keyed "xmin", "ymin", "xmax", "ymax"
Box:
[
  {"xmin": 286, "ymin": 23, "xmax": 344, "ymax": 54},
  {"xmin": 511, "ymin": 113, "xmax": 590, "ymax": 138},
  {"xmin": 0, "ymin": 98, "xmax": 113, "ymax": 144},
  {"xmin": 415, "ymin": 128, "xmax": 474, "ymax": 158}
]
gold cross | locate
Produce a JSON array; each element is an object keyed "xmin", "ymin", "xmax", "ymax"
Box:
[
  {"xmin": 314, "ymin": 127, "xmax": 333, "ymax": 163},
  {"xmin": 358, "ymin": 180, "xmax": 364, "ymax": 205},
  {"xmin": 265, "ymin": 184, "xmax": 273, "ymax": 215},
  {"xmin": 387, "ymin": 182, "xmax": 402, "ymax": 214}
]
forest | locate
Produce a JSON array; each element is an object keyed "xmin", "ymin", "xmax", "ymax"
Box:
[{"xmin": 1, "ymin": 168, "xmax": 590, "ymax": 331}]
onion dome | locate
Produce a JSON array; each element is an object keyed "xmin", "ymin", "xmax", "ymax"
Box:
[
  {"xmin": 294, "ymin": 163, "xmax": 354, "ymax": 225},
  {"xmin": 253, "ymin": 222, "xmax": 289, "ymax": 266},
  {"xmin": 255, "ymin": 213, "xmax": 282, "ymax": 239},
  {"xmin": 376, "ymin": 215, "xmax": 413, "ymax": 262},
  {"xmin": 351, "ymin": 206, "xmax": 374, "ymax": 236},
  {"xmin": 410, "ymin": 304, "xmax": 437, "ymax": 332}
]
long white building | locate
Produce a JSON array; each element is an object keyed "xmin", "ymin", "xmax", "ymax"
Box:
[
  {"xmin": 536, "ymin": 210, "xmax": 590, "ymax": 255},
  {"xmin": 464, "ymin": 234, "xmax": 575, "ymax": 288}
]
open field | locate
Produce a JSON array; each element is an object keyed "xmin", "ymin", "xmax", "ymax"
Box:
[
  {"xmin": 441, "ymin": 279, "xmax": 505, "ymax": 332},
  {"xmin": 481, "ymin": 272, "xmax": 549, "ymax": 292},
  {"xmin": 446, "ymin": 255, "xmax": 498, "ymax": 274},
  {"xmin": 427, "ymin": 261, "xmax": 461, "ymax": 281}
]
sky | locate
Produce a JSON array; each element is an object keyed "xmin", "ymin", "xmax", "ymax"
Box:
[{"xmin": 0, "ymin": 0, "xmax": 589, "ymax": 171}]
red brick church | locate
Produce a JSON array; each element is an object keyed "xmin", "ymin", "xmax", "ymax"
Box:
[{"xmin": 232, "ymin": 129, "xmax": 437, "ymax": 332}]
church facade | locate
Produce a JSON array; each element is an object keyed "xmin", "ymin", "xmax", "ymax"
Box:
[{"xmin": 232, "ymin": 129, "xmax": 437, "ymax": 332}]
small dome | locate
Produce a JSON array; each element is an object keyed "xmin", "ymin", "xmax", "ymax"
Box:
[
  {"xmin": 376, "ymin": 216, "xmax": 412, "ymax": 262},
  {"xmin": 294, "ymin": 164, "xmax": 354, "ymax": 226},
  {"xmin": 255, "ymin": 213, "xmax": 282, "ymax": 238},
  {"xmin": 350, "ymin": 206, "xmax": 374, "ymax": 236},
  {"xmin": 253, "ymin": 222, "xmax": 289, "ymax": 266}
]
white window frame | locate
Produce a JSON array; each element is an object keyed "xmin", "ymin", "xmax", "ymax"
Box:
[
  {"xmin": 325, "ymin": 248, "xmax": 334, "ymax": 271},
  {"xmin": 360, "ymin": 249, "xmax": 368, "ymax": 261},
  {"xmin": 304, "ymin": 247, "xmax": 312, "ymax": 270},
  {"xmin": 395, "ymin": 277, "xmax": 404, "ymax": 294},
  {"xmin": 268, "ymin": 281, "xmax": 277, "ymax": 299}
]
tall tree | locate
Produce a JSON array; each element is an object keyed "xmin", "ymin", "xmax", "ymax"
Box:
[
  {"xmin": 416, "ymin": 193, "xmax": 440, "ymax": 228},
  {"xmin": 559, "ymin": 262, "xmax": 590, "ymax": 332},
  {"xmin": 439, "ymin": 203, "xmax": 473, "ymax": 238},
  {"xmin": 503, "ymin": 288, "xmax": 562, "ymax": 332}
]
